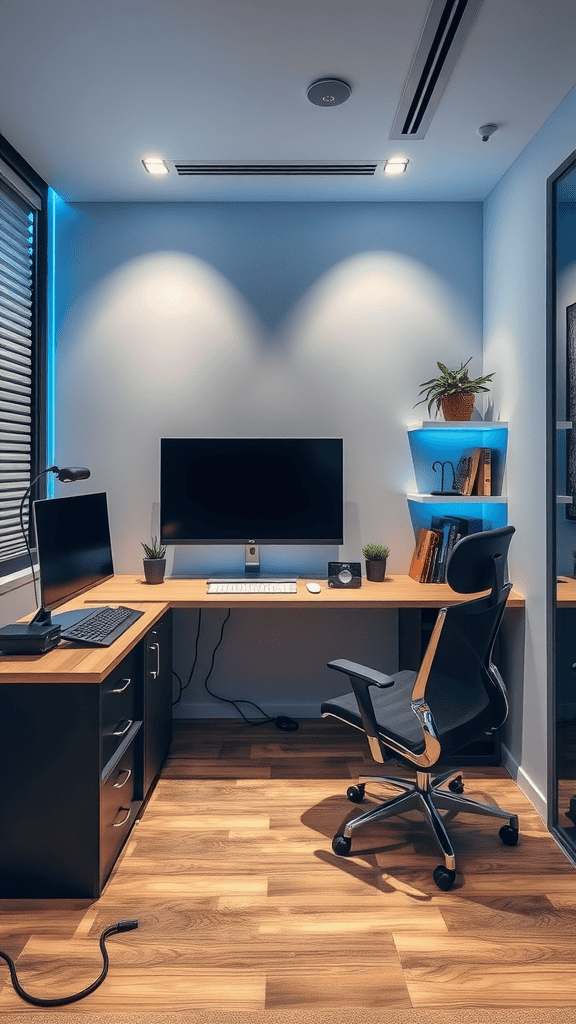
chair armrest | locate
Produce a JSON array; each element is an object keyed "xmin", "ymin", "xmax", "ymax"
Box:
[
  {"xmin": 327, "ymin": 659, "xmax": 395, "ymax": 689},
  {"xmin": 327, "ymin": 659, "xmax": 394, "ymax": 763}
]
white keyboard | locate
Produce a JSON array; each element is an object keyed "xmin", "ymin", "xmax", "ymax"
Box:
[{"xmin": 207, "ymin": 581, "xmax": 297, "ymax": 594}]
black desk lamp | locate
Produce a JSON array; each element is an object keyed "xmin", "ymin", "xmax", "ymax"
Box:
[
  {"xmin": 0, "ymin": 466, "xmax": 91, "ymax": 654},
  {"xmin": 19, "ymin": 465, "xmax": 91, "ymax": 607}
]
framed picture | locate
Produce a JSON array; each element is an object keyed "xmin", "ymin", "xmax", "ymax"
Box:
[{"xmin": 566, "ymin": 301, "xmax": 576, "ymax": 519}]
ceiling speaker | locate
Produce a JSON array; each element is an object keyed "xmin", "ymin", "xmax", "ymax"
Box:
[{"xmin": 307, "ymin": 79, "xmax": 351, "ymax": 107}]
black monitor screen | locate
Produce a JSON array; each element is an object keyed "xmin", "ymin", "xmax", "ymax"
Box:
[
  {"xmin": 33, "ymin": 492, "xmax": 114, "ymax": 611},
  {"xmin": 160, "ymin": 438, "xmax": 344, "ymax": 545}
]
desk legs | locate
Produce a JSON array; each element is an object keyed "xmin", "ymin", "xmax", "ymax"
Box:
[{"xmin": 398, "ymin": 608, "xmax": 438, "ymax": 672}]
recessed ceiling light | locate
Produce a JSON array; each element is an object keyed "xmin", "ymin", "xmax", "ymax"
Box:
[
  {"xmin": 383, "ymin": 158, "xmax": 409, "ymax": 176},
  {"xmin": 142, "ymin": 158, "xmax": 169, "ymax": 175}
]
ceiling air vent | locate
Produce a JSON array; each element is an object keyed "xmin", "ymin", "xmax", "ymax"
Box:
[
  {"xmin": 174, "ymin": 163, "xmax": 377, "ymax": 176},
  {"xmin": 390, "ymin": 0, "xmax": 483, "ymax": 140}
]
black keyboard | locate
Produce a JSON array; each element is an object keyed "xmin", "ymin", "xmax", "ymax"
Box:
[{"xmin": 60, "ymin": 606, "xmax": 143, "ymax": 646}]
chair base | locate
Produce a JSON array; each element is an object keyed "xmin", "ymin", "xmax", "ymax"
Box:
[{"xmin": 336, "ymin": 768, "xmax": 519, "ymax": 883}]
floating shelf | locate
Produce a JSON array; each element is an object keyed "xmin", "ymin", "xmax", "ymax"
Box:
[
  {"xmin": 407, "ymin": 421, "xmax": 508, "ymax": 431},
  {"xmin": 407, "ymin": 494, "xmax": 507, "ymax": 504}
]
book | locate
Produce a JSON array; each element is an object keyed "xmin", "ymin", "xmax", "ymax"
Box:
[
  {"xmin": 472, "ymin": 447, "xmax": 492, "ymax": 496},
  {"xmin": 430, "ymin": 517, "xmax": 460, "ymax": 583},
  {"xmin": 454, "ymin": 447, "xmax": 483, "ymax": 495},
  {"xmin": 431, "ymin": 514, "xmax": 484, "ymax": 540},
  {"xmin": 409, "ymin": 528, "xmax": 440, "ymax": 582}
]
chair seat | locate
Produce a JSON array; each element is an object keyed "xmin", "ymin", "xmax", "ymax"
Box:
[{"xmin": 321, "ymin": 669, "xmax": 425, "ymax": 753}]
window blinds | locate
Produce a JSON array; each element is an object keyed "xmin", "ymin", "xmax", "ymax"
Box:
[{"xmin": 0, "ymin": 180, "xmax": 36, "ymax": 570}]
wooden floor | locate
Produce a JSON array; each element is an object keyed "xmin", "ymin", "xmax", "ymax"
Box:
[{"xmin": 2, "ymin": 719, "xmax": 576, "ymax": 1013}]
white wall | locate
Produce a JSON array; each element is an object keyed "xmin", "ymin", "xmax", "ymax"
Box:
[
  {"xmin": 46, "ymin": 200, "xmax": 483, "ymax": 718},
  {"xmin": 483, "ymin": 84, "xmax": 576, "ymax": 817}
]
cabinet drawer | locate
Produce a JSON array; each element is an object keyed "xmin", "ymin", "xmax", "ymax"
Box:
[
  {"xmin": 100, "ymin": 725, "xmax": 141, "ymax": 886},
  {"xmin": 101, "ymin": 650, "xmax": 138, "ymax": 767}
]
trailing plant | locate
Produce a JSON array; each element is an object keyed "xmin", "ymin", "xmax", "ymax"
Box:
[
  {"xmin": 362, "ymin": 543, "xmax": 390, "ymax": 561},
  {"xmin": 414, "ymin": 358, "xmax": 495, "ymax": 417},
  {"xmin": 141, "ymin": 536, "xmax": 167, "ymax": 559}
]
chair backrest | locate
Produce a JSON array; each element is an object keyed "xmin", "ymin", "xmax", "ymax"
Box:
[{"xmin": 419, "ymin": 526, "xmax": 515, "ymax": 759}]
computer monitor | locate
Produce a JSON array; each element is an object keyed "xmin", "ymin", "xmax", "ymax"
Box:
[
  {"xmin": 32, "ymin": 492, "xmax": 114, "ymax": 624},
  {"xmin": 160, "ymin": 438, "xmax": 344, "ymax": 575}
]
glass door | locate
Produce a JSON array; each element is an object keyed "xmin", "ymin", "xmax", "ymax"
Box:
[{"xmin": 548, "ymin": 151, "xmax": 576, "ymax": 858}]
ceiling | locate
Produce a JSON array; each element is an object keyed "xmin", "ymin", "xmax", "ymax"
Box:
[{"xmin": 1, "ymin": 0, "xmax": 576, "ymax": 203}]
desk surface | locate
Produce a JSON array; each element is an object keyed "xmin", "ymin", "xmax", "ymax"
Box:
[
  {"xmin": 0, "ymin": 574, "xmax": 524, "ymax": 684},
  {"xmin": 84, "ymin": 573, "xmax": 525, "ymax": 609},
  {"xmin": 557, "ymin": 577, "xmax": 576, "ymax": 605}
]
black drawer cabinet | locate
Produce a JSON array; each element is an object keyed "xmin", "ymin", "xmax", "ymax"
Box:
[
  {"xmin": 100, "ymin": 723, "xmax": 141, "ymax": 886},
  {"xmin": 143, "ymin": 610, "xmax": 172, "ymax": 795},
  {"xmin": 0, "ymin": 611, "xmax": 173, "ymax": 898},
  {"xmin": 101, "ymin": 648, "xmax": 139, "ymax": 768}
]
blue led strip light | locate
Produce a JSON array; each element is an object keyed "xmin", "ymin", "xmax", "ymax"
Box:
[{"xmin": 46, "ymin": 189, "xmax": 57, "ymax": 495}]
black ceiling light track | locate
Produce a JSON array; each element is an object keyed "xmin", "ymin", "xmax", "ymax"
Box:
[
  {"xmin": 390, "ymin": 0, "xmax": 483, "ymax": 140},
  {"xmin": 174, "ymin": 163, "xmax": 377, "ymax": 176}
]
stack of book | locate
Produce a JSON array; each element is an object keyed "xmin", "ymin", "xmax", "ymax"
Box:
[
  {"xmin": 454, "ymin": 447, "xmax": 494, "ymax": 496},
  {"xmin": 409, "ymin": 515, "xmax": 488, "ymax": 584}
]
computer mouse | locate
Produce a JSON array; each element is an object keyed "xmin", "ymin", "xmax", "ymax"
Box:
[
  {"xmin": 306, "ymin": 581, "xmax": 322, "ymax": 593},
  {"xmin": 275, "ymin": 716, "xmax": 299, "ymax": 731}
]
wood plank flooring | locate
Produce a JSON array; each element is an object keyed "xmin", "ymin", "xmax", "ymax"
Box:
[{"xmin": 2, "ymin": 719, "xmax": 576, "ymax": 1013}]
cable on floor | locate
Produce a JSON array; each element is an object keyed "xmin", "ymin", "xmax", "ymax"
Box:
[{"xmin": 0, "ymin": 920, "xmax": 138, "ymax": 1006}]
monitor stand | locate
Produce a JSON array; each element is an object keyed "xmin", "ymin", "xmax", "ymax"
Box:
[
  {"xmin": 207, "ymin": 544, "xmax": 298, "ymax": 583},
  {"xmin": 30, "ymin": 605, "xmax": 103, "ymax": 630}
]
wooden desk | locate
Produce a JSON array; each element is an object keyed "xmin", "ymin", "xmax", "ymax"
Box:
[
  {"xmin": 0, "ymin": 575, "xmax": 524, "ymax": 898},
  {"xmin": 558, "ymin": 577, "xmax": 576, "ymax": 606},
  {"xmin": 79, "ymin": 572, "xmax": 525, "ymax": 610}
]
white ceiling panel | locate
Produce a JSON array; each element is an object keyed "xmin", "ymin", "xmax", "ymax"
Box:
[{"xmin": 0, "ymin": 0, "xmax": 575, "ymax": 201}]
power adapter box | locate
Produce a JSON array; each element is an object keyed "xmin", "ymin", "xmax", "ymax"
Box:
[{"xmin": 0, "ymin": 622, "xmax": 61, "ymax": 655}]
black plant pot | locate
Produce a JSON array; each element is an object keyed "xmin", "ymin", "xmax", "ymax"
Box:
[
  {"xmin": 365, "ymin": 559, "xmax": 387, "ymax": 582},
  {"xmin": 143, "ymin": 558, "xmax": 166, "ymax": 584}
]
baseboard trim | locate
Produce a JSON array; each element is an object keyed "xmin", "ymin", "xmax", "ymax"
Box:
[{"xmin": 501, "ymin": 741, "xmax": 547, "ymax": 820}]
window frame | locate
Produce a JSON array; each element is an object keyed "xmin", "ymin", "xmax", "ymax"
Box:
[{"xmin": 0, "ymin": 132, "xmax": 48, "ymax": 582}]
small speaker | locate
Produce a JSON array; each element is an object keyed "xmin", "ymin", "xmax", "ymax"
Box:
[{"xmin": 328, "ymin": 561, "xmax": 362, "ymax": 588}]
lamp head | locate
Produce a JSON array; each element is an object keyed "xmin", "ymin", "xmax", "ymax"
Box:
[{"xmin": 54, "ymin": 466, "xmax": 91, "ymax": 482}]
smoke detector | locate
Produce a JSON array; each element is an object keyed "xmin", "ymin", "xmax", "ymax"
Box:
[
  {"xmin": 478, "ymin": 124, "xmax": 498, "ymax": 142},
  {"xmin": 307, "ymin": 79, "xmax": 351, "ymax": 107}
]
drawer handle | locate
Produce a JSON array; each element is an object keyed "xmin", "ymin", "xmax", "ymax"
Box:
[
  {"xmin": 112, "ymin": 807, "xmax": 132, "ymax": 827},
  {"xmin": 112, "ymin": 719, "xmax": 133, "ymax": 737},
  {"xmin": 111, "ymin": 677, "xmax": 132, "ymax": 694},
  {"xmin": 113, "ymin": 768, "xmax": 132, "ymax": 789},
  {"xmin": 149, "ymin": 642, "xmax": 160, "ymax": 680}
]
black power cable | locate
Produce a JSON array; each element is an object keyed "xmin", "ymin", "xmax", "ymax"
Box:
[
  {"xmin": 202, "ymin": 610, "xmax": 298, "ymax": 730},
  {"xmin": 0, "ymin": 920, "xmax": 138, "ymax": 1007},
  {"xmin": 173, "ymin": 608, "xmax": 202, "ymax": 706}
]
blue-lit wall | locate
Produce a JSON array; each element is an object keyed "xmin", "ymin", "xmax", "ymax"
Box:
[{"xmin": 49, "ymin": 200, "xmax": 483, "ymax": 718}]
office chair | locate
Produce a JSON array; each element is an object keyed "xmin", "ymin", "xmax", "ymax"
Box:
[{"xmin": 321, "ymin": 525, "xmax": 519, "ymax": 891}]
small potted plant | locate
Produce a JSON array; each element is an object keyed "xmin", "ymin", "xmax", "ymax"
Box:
[
  {"xmin": 141, "ymin": 537, "xmax": 167, "ymax": 584},
  {"xmin": 414, "ymin": 358, "xmax": 495, "ymax": 421},
  {"xmin": 362, "ymin": 543, "xmax": 390, "ymax": 582}
]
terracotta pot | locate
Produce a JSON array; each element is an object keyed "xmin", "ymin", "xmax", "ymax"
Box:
[
  {"xmin": 365, "ymin": 559, "xmax": 387, "ymax": 582},
  {"xmin": 441, "ymin": 393, "xmax": 475, "ymax": 421},
  {"xmin": 143, "ymin": 558, "xmax": 166, "ymax": 584}
]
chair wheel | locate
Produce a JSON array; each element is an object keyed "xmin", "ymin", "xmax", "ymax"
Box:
[
  {"xmin": 448, "ymin": 777, "xmax": 464, "ymax": 794},
  {"xmin": 346, "ymin": 784, "xmax": 365, "ymax": 803},
  {"xmin": 433, "ymin": 865, "xmax": 456, "ymax": 891},
  {"xmin": 332, "ymin": 835, "xmax": 352, "ymax": 856},
  {"xmin": 499, "ymin": 824, "xmax": 519, "ymax": 846}
]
